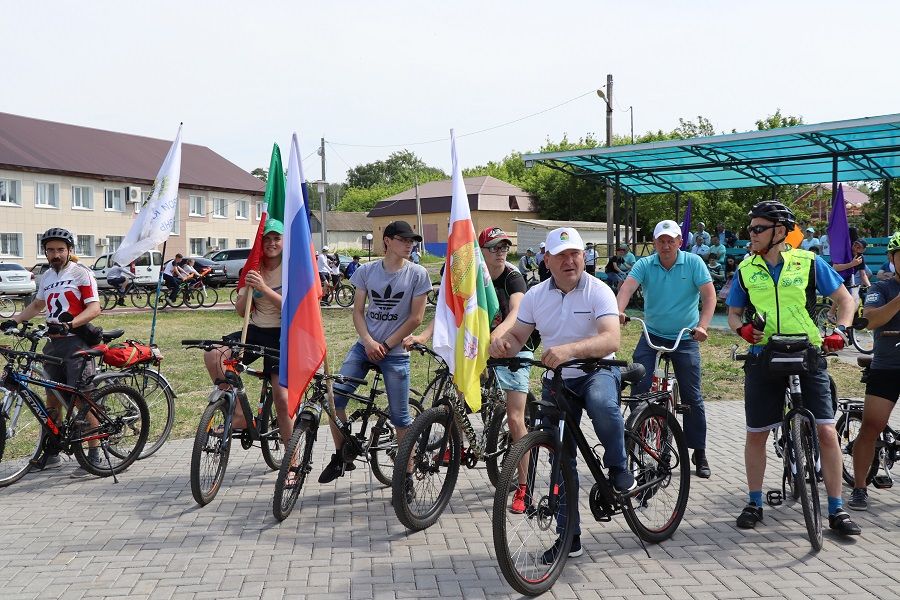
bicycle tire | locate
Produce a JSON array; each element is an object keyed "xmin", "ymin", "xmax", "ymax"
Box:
[
  {"xmin": 493, "ymin": 430, "xmax": 576, "ymax": 597},
  {"xmin": 850, "ymin": 327, "xmax": 875, "ymax": 354},
  {"xmin": 391, "ymin": 405, "xmax": 462, "ymax": 531},
  {"xmin": 335, "ymin": 284, "xmax": 355, "ymax": 308},
  {"xmin": 168, "ymin": 291, "xmax": 185, "ymax": 309},
  {"xmin": 71, "ymin": 384, "xmax": 149, "ymax": 477},
  {"xmin": 123, "ymin": 369, "xmax": 176, "ymax": 459},
  {"xmin": 201, "ymin": 287, "xmax": 218, "ymax": 308},
  {"xmin": 0, "ymin": 390, "xmax": 45, "ymax": 487},
  {"xmin": 130, "ymin": 288, "xmax": 149, "ymax": 309},
  {"xmin": 272, "ymin": 420, "xmax": 316, "ymax": 521},
  {"xmin": 813, "ymin": 303, "xmax": 835, "ymax": 338},
  {"xmin": 230, "ymin": 288, "xmax": 238, "ymax": 306},
  {"xmin": 622, "ymin": 403, "xmax": 690, "ymax": 543},
  {"xmin": 484, "ymin": 391, "xmax": 536, "ymax": 488},
  {"xmin": 836, "ymin": 411, "xmax": 877, "ymax": 487},
  {"xmin": 100, "ymin": 290, "xmax": 116, "ymax": 311},
  {"xmin": 791, "ymin": 414, "xmax": 823, "ymax": 551},
  {"xmin": 0, "ymin": 297, "xmax": 16, "ymax": 318},
  {"xmin": 368, "ymin": 399, "xmax": 424, "ymax": 487},
  {"xmin": 184, "ymin": 288, "xmax": 204, "ymax": 309},
  {"xmin": 260, "ymin": 384, "xmax": 284, "ymax": 471},
  {"xmin": 190, "ymin": 396, "xmax": 231, "ymax": 506}
]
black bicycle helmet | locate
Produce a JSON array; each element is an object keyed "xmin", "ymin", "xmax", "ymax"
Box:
[
  {"xmin": 40, "ymin": 227, "xmax": 75, "ymax": 249},
  {"xmin": 748, "ymin": 200, "xmax": 796, "ymax": 230}
]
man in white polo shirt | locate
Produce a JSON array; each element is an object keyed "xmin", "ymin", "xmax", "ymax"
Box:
[{"xmin": 491, "ymin": 226, "xmax": 631, "ymax": 564}]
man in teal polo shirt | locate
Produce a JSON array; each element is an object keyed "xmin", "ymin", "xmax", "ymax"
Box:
[{"xmin": 616, "ymin": 219, "xmax": 717, "ymax": 478}]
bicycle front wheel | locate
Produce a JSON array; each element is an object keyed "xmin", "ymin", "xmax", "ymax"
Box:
[
  {"xmin": 190, "ymin": 396, "xmax": 231, "ymax": 506},
  {"xmin": 201, "ymin": 287, "xmax": 218, "ymax": 308},
  {"xmin": 850, "ymin": 327, "xmax": 875, "ymax": 354},
  {"xmin": 622, "ymin": 404, "xmax": 690, "ymax": 543},
  {"xmin": 0, "ymin": 391, "xmax": 45, "ymax": 487},
  {"xmin": 392, "ymin": 405, "xmax": 461, "ymax": 531},
  {"xmin": 368, "ymin": 399, "xmax": 424, "ymax": 487},
  {"xmin": 0, "ymin": 297, "xmax": 17, "ymax": 318},
  {"xmin": 493, "ymin": 430, "xmax": 576, "ymax": 597},
  {"xmin": 485, "ymin": 391, "xmax": 536, "ymax": 488},
  {"xmin": 335, "ymin": 284, "xmax": 355, "ymax": 308},
  {"xmin": 72, "ymin": 384, "xmax": 149, "ymax": 477},
  {"xmin": 273, "ymin": 420, "xmax": 316, "ymax": 521},
  {"xmin": 791, "ymin": 414, "xmax": 824, "ymax": 551},
  {"xmin": 229, "ymin": 288, "xmax": 238, "ymax": 306},
  {"xmin": 260, "ymin": 384, "xmax": 284, "ymax": 471},
  {"xmin": 184, "ymin": 288, "xmax": 204, "ymax": 309},
  {"xmin": 836, "ymin": 410, "xmax": 877, "ymax": 486}
]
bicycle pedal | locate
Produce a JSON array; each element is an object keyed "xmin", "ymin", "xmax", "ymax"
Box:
[
  {"xmin": 872, "ymin": 475, "xmax": 893, "ymax": 489},
  {"xmin": 766, "ymin": 490, "xmax": 783, "ymax": 507}
]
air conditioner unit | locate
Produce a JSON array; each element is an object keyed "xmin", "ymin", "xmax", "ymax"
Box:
[
  {"xmin": 96, "ymin": 237, "xmax": 109, "ymax": 247},
  {"xmin": 127, "ymin": 186, "xmax": 142, "ymax": 203}
]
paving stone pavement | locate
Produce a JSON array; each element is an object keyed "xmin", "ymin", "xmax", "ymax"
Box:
[{"xmin": 3, "ymin": 400, "xmax": 900, "ymax": 600}]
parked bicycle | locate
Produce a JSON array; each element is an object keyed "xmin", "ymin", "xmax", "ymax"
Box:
[
  {"xmin": 389, "ymin": 345, "xmax": 533, "ymax": 531},
  {"xmin": 0, "ymin": 323, "xmax": 149, "ymax": 486},
  {"xmin": 183, "ymin": 338, "xmax": 285, "ymax": 506},
  {"xmin": 733, "ymin": 334, "xmax": 827, "ymax": 551},
  {"xmin": 272, "ymin": 363, "xmax": 424, "ymax": 521},
  {"xmin": 492, "ymin": 357, "xmax": 689, "ymax": 596}
]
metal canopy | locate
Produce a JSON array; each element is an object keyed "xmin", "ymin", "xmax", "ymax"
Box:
[{"xmin": 522, "ymin": 114, "xmax": 900, "ymax": 195}]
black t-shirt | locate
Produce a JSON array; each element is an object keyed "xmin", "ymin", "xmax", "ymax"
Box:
[
  {"xmin": 492, "ymin": 266, "xmax": 540, "ymax": 352},
  {"xmin": 864, "ymin": 278, "xmax": 900, "ymax": 369}
]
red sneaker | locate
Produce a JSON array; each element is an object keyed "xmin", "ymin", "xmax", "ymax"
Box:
[{"xmin": 511, "ymin": 484, "xmax": 528, "ymax": 514}]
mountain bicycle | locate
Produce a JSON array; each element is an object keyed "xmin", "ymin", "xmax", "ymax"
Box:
[
  {"xmin": 272, "ymin": 363, "xmax": 425, "ymax": 521},
  {"xmin": 183, "ymin": 338, "xmax": 286, "ymax": 506},
  {"xmin": 0, "ymin": 324, "xmax": 149, "ymax": 487},
  {"xmin": 836, "ymin": 330, "xmax": 900, "ymax": 489},
  {"xmin": 733, "ymin": 334, "xmax": 827, "ymax": 551},
  {"xmin": 492, "ymin": 357, "xmax": 689, "ymax": 596},
  {"xmin": 334, "ymin": 279, "xmax": 356, "ymax": 308},
  {"xmin": 389, "ymin": 345, "xmax": 533, "ymax": 531}
]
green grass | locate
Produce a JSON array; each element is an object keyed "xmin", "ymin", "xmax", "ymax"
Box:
[{"xmin": 84, "ymin": 306, "xmax": 866, "ymax": 443}]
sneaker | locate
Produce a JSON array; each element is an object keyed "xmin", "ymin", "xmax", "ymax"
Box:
[
  {"xmin": 511, "ymin": 484, "xmax": 527, "ymax": 514},
  {"xmin": 116, "ymin": 299, "xmax": 126, "ymax": 306},
  {"xmin": 829, "ymin": 508, "xmax": 862, "ymax": 536},
  {"xmin": 609, "ymin": 467, "xmax": 637, "ymax": 494},
  {"xmin": 440, "ymin": 447, "xmax": 466, "ymax": 464},
  {"xmin": 736, "ymin": 503, "xmax": 763, "ymax": 529},
  {"xmin": 540, "ymin": 535, "xmax": 582, "ymax": 565},
  {"xmin": 848, "ymin": 487, "xmax": 868, "ymax": 511},
  {"xmin": 70, "ymin": 452, "xmax": 103, "ymax": 479},
  {"xmin": 318, "ymin": 453, "xmax": 345, "ymax": 484},
  {"xmin": 692, "ymin": 450, "xmax": 711, "ymax": 479},
  {"xmin": 41, "ymin": 453, "xmax": 62, "ymax": 470}
]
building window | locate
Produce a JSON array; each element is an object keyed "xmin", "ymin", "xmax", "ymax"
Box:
[
  {"xmin": 235, "ymin": 238, "xmax": 250, "ymax": 249},
  {"xmin": 190, "ymin": 238, "xmax": 205, "ymax": 255},
  {"xmin": 107, "ymin": 235, "xmax": 123, "ymax": 252},
  {"xmin": 236, "ymin": 200, "xmax": 249, "ymax": 220},
  {"xmin": 35, "ymin": 182, "xmax": 59, "ymax": 208},
  {"xmin": 0, "ymin": 233, "xmax": 22, "ymax": 257},
  {"xmin": 256, "ymin": 202, "xmax": 264, "ymax": 220},
  {"xmin": 75, "ymin": 235, "xmax": 95, "ymax": 257},
  {"xmin": 213, "ymin": 197, "xmax": 228, "ymax": 218},
  {"xmin": 72, "ymin": 186, "xmax": 93, "ymax": 210},
  {"xmin": 0, "ymin": 179, "xmax": 21, "ymax": 206},
  {"xmin": 105, "ymin": 188, "xmax": 124, "ymax": 211},
  {"xmin": 189, "ymin": 195, "xmax": 205, "ymax": 216}
]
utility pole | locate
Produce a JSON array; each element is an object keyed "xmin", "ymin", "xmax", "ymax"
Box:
[
  {"xmin": 604, "ymin": 74, "xmax": 614, "ymax": 260},
  {"xmin": 414, "ymin": 173, "xmax": 424, "ymax": 255},
  {"xmin": 319, "ymin": 137, "xmax": 327, "ymax": 248}
]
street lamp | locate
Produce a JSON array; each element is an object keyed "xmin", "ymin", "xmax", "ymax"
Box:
[
  {"xmin": 597, "ymin": 75, "xmax": 614, "ymax": 259},
  {"xmin": 317, "ymin": 180, "xmax": 327, "ymax": 249},
  {"xmin": 365, "ymin": 233, "xmax": 373, "ymax": 262}
]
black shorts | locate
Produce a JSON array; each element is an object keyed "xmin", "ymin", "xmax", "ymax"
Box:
[
  {"xmin": 224, "ymin": 324, "xmax": 281, "ymax": 376},
  {"xmin": 866, "ymin": 369, "xmax": 900, "ymax": 403},
  {"xmin": 743, "ymin": 353, "xmax": 835, "ymax": 431},
  {"xmin": 42, "ymin": 335, "xmax": 96, "ymax": 392}
]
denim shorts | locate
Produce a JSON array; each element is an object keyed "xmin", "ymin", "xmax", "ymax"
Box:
[
  {"xmin": 494, "ymin": 350, "xmax": 533, "ymax": 394},
  {"xmin": 332, "ymin": 342, "xmax": 413, "ymax": 428}
]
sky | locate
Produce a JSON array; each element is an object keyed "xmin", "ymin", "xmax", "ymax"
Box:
[{"xmin": 5, "ymin": 1, "xmax": 899, "ymax": 183}]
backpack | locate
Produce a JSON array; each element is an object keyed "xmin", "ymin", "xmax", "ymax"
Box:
[{"xmin": 98, "ymin": 340, "xmax": 160, "ymax": 368}]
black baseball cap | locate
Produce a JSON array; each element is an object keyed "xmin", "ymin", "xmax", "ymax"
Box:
[{"xmin": 384, "ymin": 220, "xmax": 422, "ymax": 242}]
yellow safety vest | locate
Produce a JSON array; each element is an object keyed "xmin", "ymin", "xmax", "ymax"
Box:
[{"xmin": 736, "ymin": 248, "xmax": 822, "ymax": 345}]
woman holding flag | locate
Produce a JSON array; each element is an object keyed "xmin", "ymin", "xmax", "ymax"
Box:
[{"xmin": 203, "ymin": 219, "xmax": 292, "ymax": 446}]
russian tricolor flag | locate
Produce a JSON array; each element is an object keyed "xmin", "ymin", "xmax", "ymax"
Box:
[{"xmin": 279, "ymin": 133, "xmax": 326, "ymax": 417}]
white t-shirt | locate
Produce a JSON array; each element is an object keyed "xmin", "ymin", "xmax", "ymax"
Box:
[
  {"xmin": 316, "ymin": 253, "xmax": 330, "ymax": 274},
  {"xmin": 37, "ymin": 261, "xmax": 99, "ymax": 324},
  {"xmin": 517, "ymin": 271, "xmax": 618, "ymax": 379}
]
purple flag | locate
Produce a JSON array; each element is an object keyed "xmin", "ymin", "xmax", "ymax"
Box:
[
  {"xmin": 827, "ymin": 184, "xmax": 852, "ymax": 276},
  {"xmin": 680, "ymin": 198, "xmax": 693, "ymax": 250}
]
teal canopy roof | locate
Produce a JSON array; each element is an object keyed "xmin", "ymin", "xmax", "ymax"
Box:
[{"xmin": 522, "ymin": 114, "xmax": 900, "ymax": 195}]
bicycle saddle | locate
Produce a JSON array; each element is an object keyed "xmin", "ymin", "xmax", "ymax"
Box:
[
  {"xmin": 363, "ymin": 361, "xmax": 381, "ymax": 374},
  {"xmin": 101, "ymin": 329, "xmax": 125, "ymax": 343},
  {"xmin": 620, "ymin": 363, "xmax": 646, "ymax": 386},
  {"xmin": 857, "ymin": 355, "xmax": 873, "ymax": 369}
]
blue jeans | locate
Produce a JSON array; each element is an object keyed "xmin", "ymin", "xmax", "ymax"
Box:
[
  {"xmin": 632, "ymin": 333, "xmax": 706, "ymax": 450},
  {"xmin": 548, "ymin": 368, "xmax": 623, "ymax": 536},
  {"xmin": 332, "ymin": 343, "xmax": 413, "ymax": 428}
]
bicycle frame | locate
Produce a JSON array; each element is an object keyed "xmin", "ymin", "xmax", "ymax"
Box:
[
  {"xmin": 314, "ymin": 369, "xmax": 387, "ymax": 457},
  {"xmin": 627, "ymin": 317, "xmax": 691, "ymax": 414}
]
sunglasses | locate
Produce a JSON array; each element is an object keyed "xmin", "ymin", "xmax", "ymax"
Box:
[
  {"xmin": 747, "ymin": 224, "xmax": 778, "ymax": 235},
  {"xmin": 485, "ymin": 245, "xmax": 511, "ymax": 254}
]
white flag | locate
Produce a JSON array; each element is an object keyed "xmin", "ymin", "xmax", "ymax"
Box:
[{"xmin": 113, "ymin": 125, "xmax": 183, "ymax": 266}]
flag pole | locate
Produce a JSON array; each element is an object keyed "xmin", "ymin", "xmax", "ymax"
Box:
[
  {"xmin": 239, "ymin": 288, "xmax": 254, "ymax": 343},
  {"xmin": 148, "ymin": 241, "xmax": 167, "ymax": 346}
]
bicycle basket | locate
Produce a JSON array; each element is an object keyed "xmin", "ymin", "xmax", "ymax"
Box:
[
  {"xmin": 98, "ymin": 340, "xmax": 159, "ymax": 368},
  {"xmin": 764, "ymin": 334, "xmax": 815, "ymax": 375}
]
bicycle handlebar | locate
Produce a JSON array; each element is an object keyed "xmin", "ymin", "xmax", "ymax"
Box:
[
  {"xmin": 408, "ymin": 342, "xmax": 446, "ymax": 364},
  {"xmin": 625, "ymin": 316, "xmax": 694, "ymax": 352},
  {"xmin": 0, "ymin": 346, "xmax": 63, "ymax": 366},
  {"xmin": 182, "ymin": 338, "xmax": 280, "ymax": 358},
  {"xmin": 312, "ymin": 372, "xmax": 368, "ymax": 387}
]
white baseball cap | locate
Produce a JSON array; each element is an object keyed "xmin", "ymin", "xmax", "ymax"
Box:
[
  {"xmin": 545, "ymin": 227, "xmax": 584, "ymax": 255},
  {"xmin": 539, "ymin": 242, "xmax": 545, "ymax": 249},
  {"xmin": 653, "ymin": 220, "xmax": 682, "ymax": 240}
]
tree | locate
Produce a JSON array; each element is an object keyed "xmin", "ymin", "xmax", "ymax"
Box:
[
  {"xmin": 345, "ymin": 150, "xmax": 446, "ymax": 189},
  {"xmin": 858, "ymin": 180, "xmax": 900, "ymax": 237},
  {"xmin": 755, "ymin": 109, "xmax": 803, "ymax": 131},
  {"xmin": 251, "ymin": 167, "xmax": 268, "ymax": 182}
]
